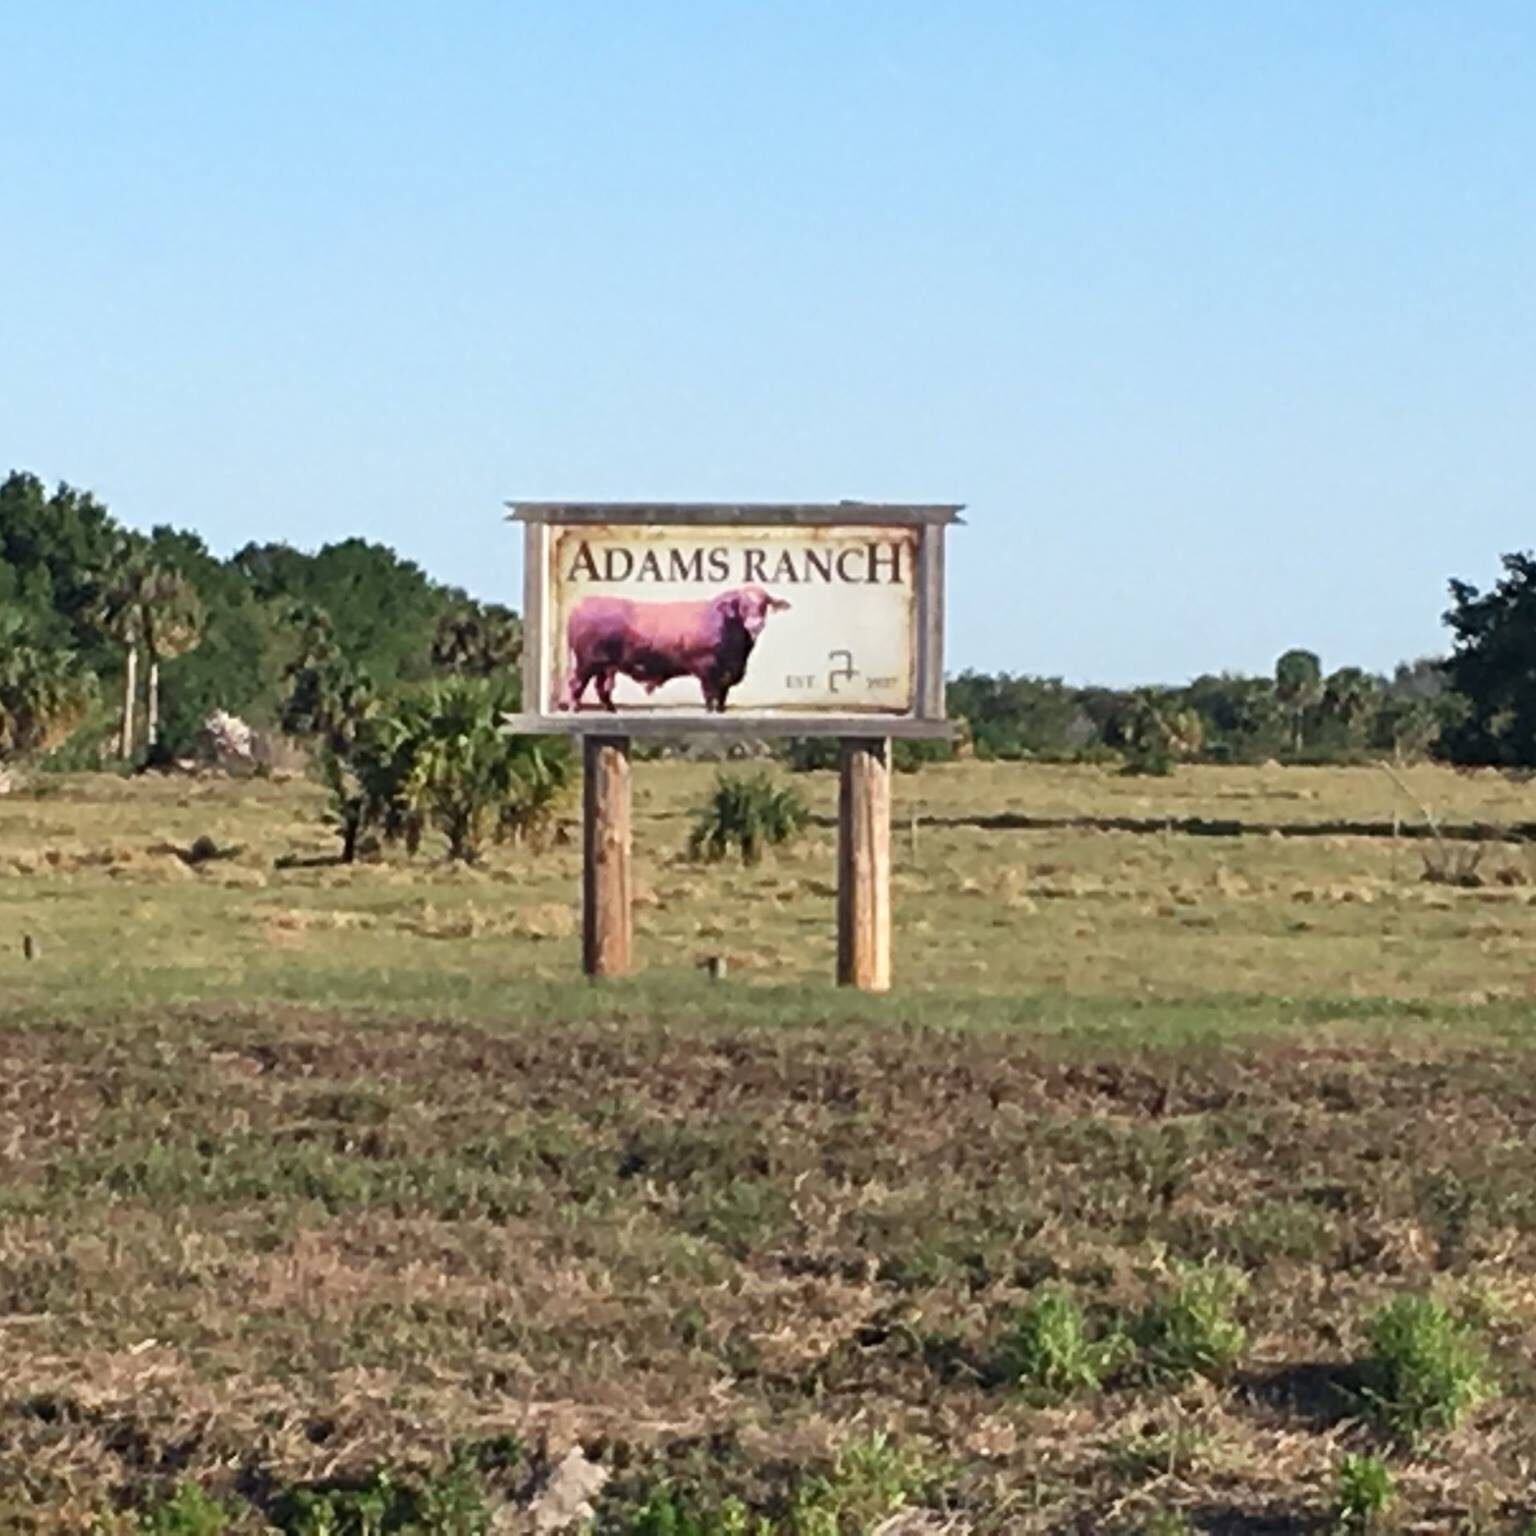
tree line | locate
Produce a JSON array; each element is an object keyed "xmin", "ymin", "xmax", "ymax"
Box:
[
  {"xmin": 5, "ymin": 467, "xmax": 1536, "ymax": 781},
  {"xmin": 946, "ymin": 552, "xmax": 1536, "ymax": 773},
  {"xmin": 946, "ymin": 651, "xmax": 1456, "ymax": 772},
  {"xmin": 0, "ymin": 470, "xmax": 520, "ymax": 766}
]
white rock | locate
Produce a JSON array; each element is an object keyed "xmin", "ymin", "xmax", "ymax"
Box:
[{"xmin": 526, "ymin": 1448, "xmax": 609, "ymax": 1533}]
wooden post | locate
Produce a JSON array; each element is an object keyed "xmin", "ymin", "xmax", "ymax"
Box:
[
  {"xmin": 837, "ymin": 737, "xmax": 892, "ymax": 991},
  {"xmin": 582, "ymin": 735, "xmax": 632, "ymax": 977}
]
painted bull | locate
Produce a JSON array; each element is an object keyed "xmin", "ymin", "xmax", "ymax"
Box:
[{"xmin": 562, "ymin": 585, "xmax": 790, "ymax": 712}]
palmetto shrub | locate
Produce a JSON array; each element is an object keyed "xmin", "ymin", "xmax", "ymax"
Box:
[
  {"xmin": 332, "ymin": 678, "xmax": 573, "ymax": 863},
  {"xmin": 688, "ymin": 771, "xmax": 809, "ymax": 866}
]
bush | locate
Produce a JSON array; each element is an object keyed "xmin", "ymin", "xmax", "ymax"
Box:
[
  {"xmin": 999, "ymin": 1289, "xmax": 1126, "ymax": 1398},
  {"xmin": 781, "ymin": 738, "xmax": 953, "ymax": 774},
  {"xmin": 274, "ymin": 1462, "xmax": 489, "ymax": 1534},
  {"xmin": 1133, "ymin": 1263, "xmax": 1248, "ymax": 1381},
  {"xmin": 332, "ymin": 680, "xmax": 573, "ymax": 863},
  {"xmin": 688, "ymin": 771, "xmax": 809, "ymax": 866},
  {"xmin": 1119, "ymin": 742, "xmax": 1173, "ymax": 777},
  {"xmin": 1361, "ymin": 1295, "xmax": 1495, "ymax": 1445},
  {"xmin": 1333, "ymin": 1453, "xmax": 1393, "ymax": 1533},
  {"xmin": 781, "ymin": 738, "xmax": 839, "ymax": 772},
  {"xmin": 890, "ymin": 737, "xmax": 953, "ymax": 773},
  {"xmin": 0, "ymin": 610, "xmax": 100, "ymax": 761}
]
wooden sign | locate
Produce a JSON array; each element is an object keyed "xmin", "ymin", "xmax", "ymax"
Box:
[{"xmin": 502, "ymin": 503, "xmax": 961, "ymax": 989}]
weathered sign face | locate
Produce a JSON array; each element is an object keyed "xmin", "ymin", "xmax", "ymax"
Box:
[
  {"xmin": 507, "ymin": 504, "xmax": 958, "ymax": 735},
  {"xmin": 545, "ymin": 524, "xmax": 918, "ymax": 716}
]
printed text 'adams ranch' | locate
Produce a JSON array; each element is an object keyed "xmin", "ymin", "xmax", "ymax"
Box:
[{"xmin": 562, "ymin": 539, "xmax": 910, "ymax": 587}]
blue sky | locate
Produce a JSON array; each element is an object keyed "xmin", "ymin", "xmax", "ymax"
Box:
[{"xmin": 3, "ymin": 2, "xmax": 1532, "ymax": 684}]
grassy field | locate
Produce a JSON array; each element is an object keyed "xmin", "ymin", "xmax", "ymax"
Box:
[
  {"xmin": 5, "ymin": 759, "xmax": 1536, "ymax": 1016},
  {"xmin": 2, "ymin": 761, "xmax": 1536, "ymax": 1532}
]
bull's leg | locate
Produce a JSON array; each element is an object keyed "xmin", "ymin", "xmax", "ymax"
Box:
[
  {"xmin": 595, "ymin": 669, "xmax": 618, "ymax": 711},
  {"xmin": 565, "ymin": 667, "xmax": 592, "ymax": 711}
]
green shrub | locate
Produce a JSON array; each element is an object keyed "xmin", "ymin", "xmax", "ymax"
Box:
[
  {"xmin": 890, "ymin": 738, "xmax": 953, "ymax": 773},
  {"xmin": 274, "ymin": 1462, "xmax": 488, "ymax": 1534},
  {"xmin": 1133, "ymin": 1263, "xmax": 1248, "ymax": 1381},
  {"xmin": 134, "ymin": 1483, "xmax": 231, "ymax": 1536},
  {"xmin": 280, "ymin": 1471, "xmax": 396, "ymax": 1535},
  {"xmin": 1332, "ymin": 1452, "xmax": 1393, "ymax": 1532},
  {"xmin": 782, "ymin": 738, "xmax": 952, "ymax": 774},
  {"xmin": 785, "ymin": 1432, "xmax": 931, "ymax": 1536},
  {"xmin": 335, "ymin": 680, "xmax": 573, "ymax": 863},
  {"xmin": 0, "ymin": 608, "xmax": 99, "ymax": 760},
  {"xmin": 781, "ymin": 738, "xmax": 839, "ymax": 772},
  {"xmin": 688, "ymin": 771, "xmax": 809, "ymax": 866},
  {"xmin": 1000, "ymin": 1289, "xmax": 1127, "ymax": 1398},
  {"xmin": 618, "ymin": 1488, "xmax": 765, "ymax": 1536},
  {"xmin": 606, "ymin": 1435, "xmax": 928, "ymax": 1536},
  {"xmin": 1361, "ymin": 1295, "xmax": 1495, "ymax": 1445}
]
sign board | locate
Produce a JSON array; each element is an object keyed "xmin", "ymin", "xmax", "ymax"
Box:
[{"xmin": 504, "ymin": 503, "xmax": 961, "ymax": 737}]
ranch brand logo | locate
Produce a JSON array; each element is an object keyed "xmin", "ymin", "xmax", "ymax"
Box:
[{"xmin": 545, "ymin": 525, "xmax": 919, "ymax": 715}]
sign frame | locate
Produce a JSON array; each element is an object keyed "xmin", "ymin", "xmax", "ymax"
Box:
[{"xmin": 501, "ymin": 502, "xmax": 962, "ymax": 739}]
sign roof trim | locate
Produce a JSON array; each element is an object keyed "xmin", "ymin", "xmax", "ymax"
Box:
[{"xmin": 505, "ymin": 501, "xmax": 964, "ymax": 527}]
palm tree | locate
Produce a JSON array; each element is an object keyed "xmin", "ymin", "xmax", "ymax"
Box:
[
  {"xmin": 0, "ymin": 611, "xmax": 96, "ymax": 758},
  {"xmin": 281, "ymin": 604, "xmax": 374, "ymax": 753},
  {"xmin": 91, "ymin": 544, "xmax": 206, "ymax": 759},
  {"xmin": 90, "ymin": 540, "xmax": 150, "ymax": 759},
  {"xmin": 139, "ymin": 567, "xmax": 205, "ymax": 752},
  {"xmin": 1321, "ymin": 666, "xmax": 1380, "ymax": 748},
  {"xmin": 1275, "ymin": 649, "xmax": 1324, "ymax": 755}
]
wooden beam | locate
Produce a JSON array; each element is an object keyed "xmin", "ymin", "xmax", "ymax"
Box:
[
  {"xmin": 506, "ymin": 501, "xmax": 965, "ymax": 528},
  {"xmin": 582, "ymin": 735, "xmax": 632, "ymax": 978},
  {"xmin": 519, "ymin": 521, "xmax": 547, "ymax": 716},
  {"xmin": 502, "ymin": 713, "xmax": 954, "ymax": 741},
  {"xmin": 917, "ymin": 524, "xmax": 947, "ymax": 718},
  {"xmin": 837, "ymin": 738, "xmax": 892, "ymax": 991}
]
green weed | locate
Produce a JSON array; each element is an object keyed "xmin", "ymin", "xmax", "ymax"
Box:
[
  {"xmin": 1107, "ymin": 1420, "xmax": 1207, "ymax": 1482},
  {"xmin": 1332, "ymin": 1452, "xmax": 1393, "ymax": 1533},
  {"xmin": 615, "ymin": 1489, "xmax": 766, "ymax": 1536},
  {"xmin": 785, "ymin": 1432, "xmax": 932, "ymax": 1536},
  {"xmin": 1133, "ymin": 1263, "xmax": 1248, "ymax": 1381},
  {"xmin": 133, "ymin": 1483, "xmax": 231, "ymax": 1536},
  {"xmin": 999, "ymin": 1288, "xmax": 1127, "ymax": 1398},
  {"xmin": 1360, "ymin": 1295, "xmax": 1495, "ymax": 1445},
  {"xmin": 1136, "ymin": 1512, "xmax": 1195, "ymax": 1536},
  {"xmin": 602, "ymin": 1436, "xmax": 928, "ymax": 1536}
]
